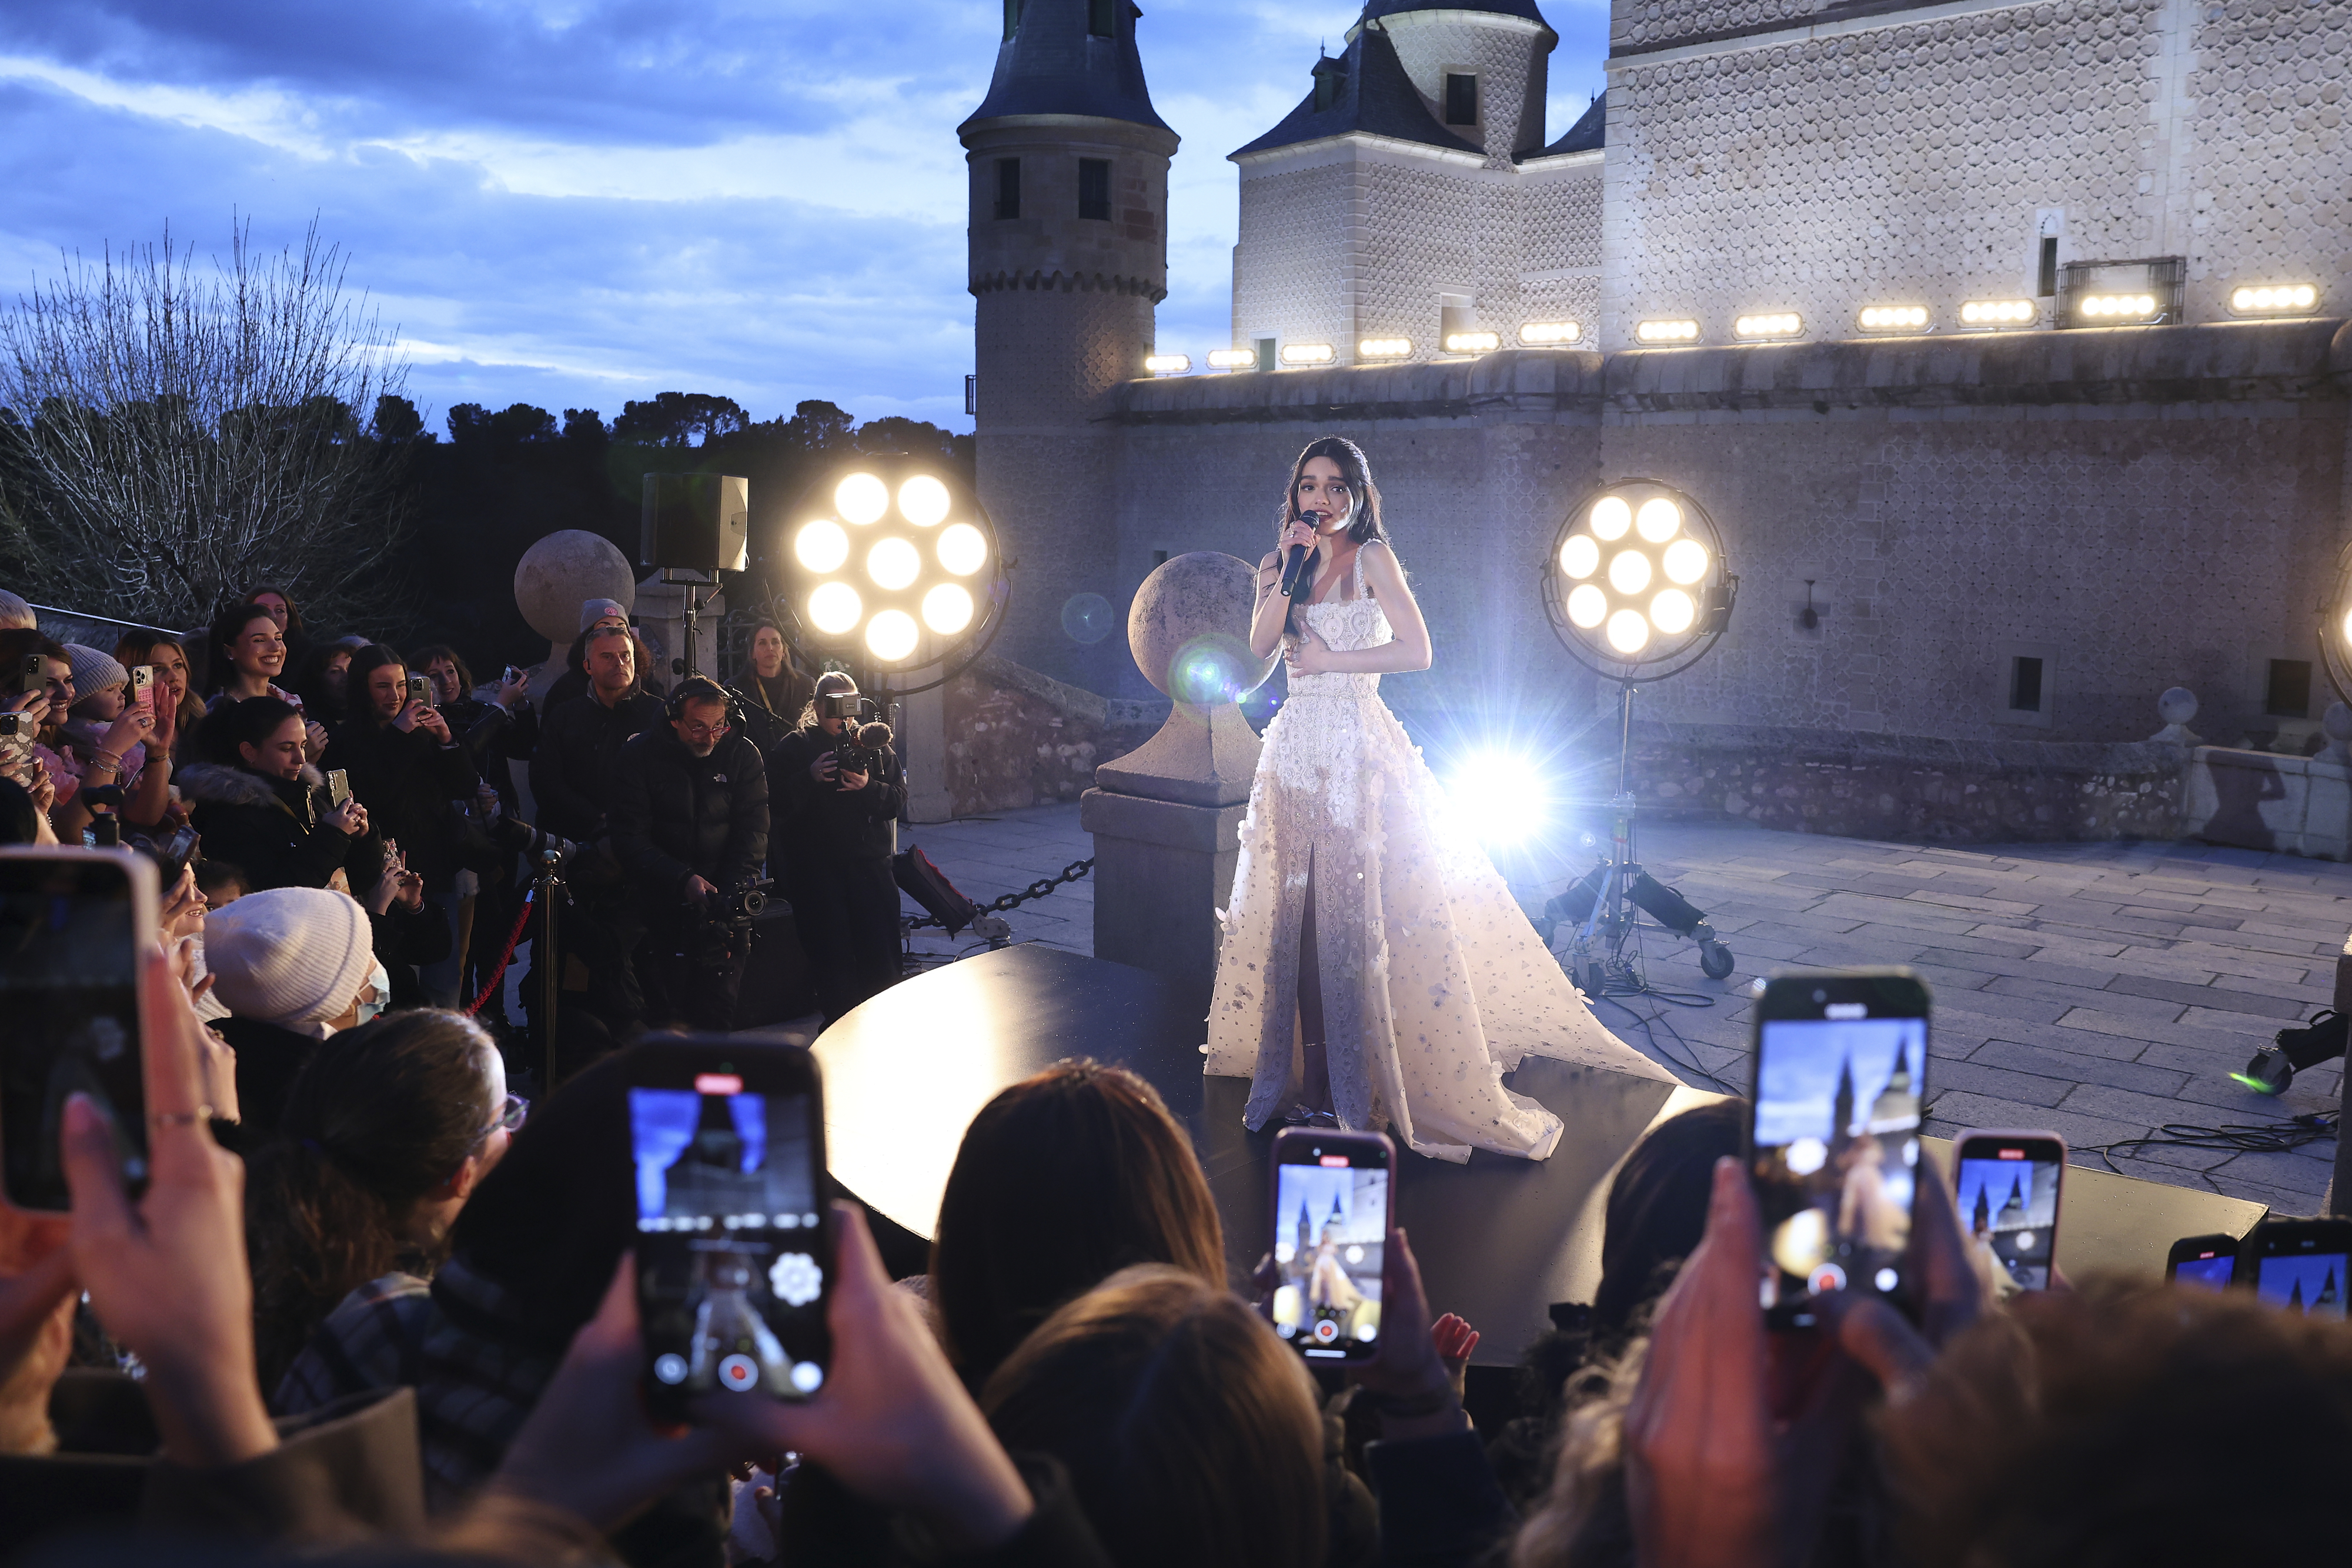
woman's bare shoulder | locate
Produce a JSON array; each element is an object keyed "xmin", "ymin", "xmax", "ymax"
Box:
[{"xmin": 1257, "ymin": 551, "xmax": 1283, "ymax": 573}]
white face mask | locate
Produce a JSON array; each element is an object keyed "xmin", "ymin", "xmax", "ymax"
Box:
[{"xmin": 355, "ymin": 962, "xmax": 391, "ymax": 1027}]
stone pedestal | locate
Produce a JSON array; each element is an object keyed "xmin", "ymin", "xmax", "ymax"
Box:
[{"xmin": 1083, "ymin": 553, "xmax": 1279, "ymax": 994}]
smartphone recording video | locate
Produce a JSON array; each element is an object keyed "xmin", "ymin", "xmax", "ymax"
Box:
[
  {"xmin": 2247, "ymin": 1218, "xmax": 2351, "ymax": 1319},
  {"xmin": 1954, "ymin": 1131, "xmax": 2064, "ymax": 1296},
  {"xmin": 630, "ymin": 1042, "xmax": 832, "ymax": 1419},
  {"xmin": 2166, "ymin": 1233, "xmax": 2239, "ymax": 1291},
  {"xmin": 1750, "ymin": 970, "xmax": 1929, "ymax": 1327},
  {"xmin": 1268, "ymin": 1128, "xmax": 1393, "ymax": 1362},
  {"xmin": 0, "ymin": 848, "xmax": 156, "ymax": 1211}
]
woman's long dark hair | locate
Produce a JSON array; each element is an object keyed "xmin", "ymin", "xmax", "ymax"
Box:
[
  {"xmin": 206, "ymin": 694, "xmax": 305, "ymax": 770},
  {"xmin": 246, "ymin": 1010, "xmax": 501, "ymax": 1394},
  {"xmin": 1273, "ymin": 436, "xmax": 1388, "ymax": 631},
  {"xmin": 344, "ymin": 643, "xmax": 407, "ymax": 722},
  {"xmin": 205, "ymin": 601, "xmax": 283, "ymax": 694},
  {"xmin": 930, "ymin": 1058, "xmax": 1227, "ymax": 1389},
  {"xmin": 245, "ymin": 584, "xmax": 307, "ymax": 642}
]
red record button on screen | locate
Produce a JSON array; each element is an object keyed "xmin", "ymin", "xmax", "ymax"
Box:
[
  {"xmin": 695, "ymin": 1073, "xmax": 744, "ymax": 1095},
  {"xmin": 719, "ymin": 1354, "xmax": 760, "ymax": 1391}
]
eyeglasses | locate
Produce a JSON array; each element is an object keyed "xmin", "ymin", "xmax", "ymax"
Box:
[
  {"xmin": 677, "ymin": 720, "xmax": 731, "ymax": 739},
  {"xmin": 478, "ymin": 1093, "xmax": 529, "ymax": 1142}
]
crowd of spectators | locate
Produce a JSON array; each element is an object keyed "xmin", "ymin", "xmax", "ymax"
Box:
[{"xmin": 5, "ymin": 581, "xmax": 2352, "ymax": 1567}]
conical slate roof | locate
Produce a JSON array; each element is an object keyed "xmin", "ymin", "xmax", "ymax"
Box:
[
  {"xmin": 1230, "ymin": 25, "xmax": 1481, "ymax": 161},
  {"xmin": 1541, "ymin": 91, "xmax": 1605, "ymax": 155},
  {"xmin": 961, "ymin": 0, "xmax": 1171, "ymax": 132}
]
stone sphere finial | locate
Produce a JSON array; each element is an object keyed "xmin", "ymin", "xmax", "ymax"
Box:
[
  {"xmin": 2150, "ymin": 686, "xmax": 2203, "ymax": 746},
  {"xmin": 514, "ymin": 531, "xmax": 636, "ymax": 647},
  {"xmin": 1127, "ymin": 553, "xmax": 1279, "ymax": 707}
]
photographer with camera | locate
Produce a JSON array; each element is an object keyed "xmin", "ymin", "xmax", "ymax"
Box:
[
  {"xmin": 607, "ymin": 676, "xmax": 770, "ymax": 1032},
  {"xmin": 769, "ymin": 671, "xmax": 906, "ymax": 1024}
]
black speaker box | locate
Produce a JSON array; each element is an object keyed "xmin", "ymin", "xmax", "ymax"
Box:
[{"xmin": 641, "ymin": 473, "xmax": 749, "ymax": 573}]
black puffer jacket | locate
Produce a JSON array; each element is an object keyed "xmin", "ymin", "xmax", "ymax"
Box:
[
  {"xmin": 530, "ymin": 690, "xmax": 667, "ymax": 844},
  {"xmin": 320, "ymin": 720, "xmax": 479, "ymax": 889},
  {"xmin": 607, "ymin": 726, "xmax": 769, "ymax": 906},
  {"xmin": 769, "ymin": 721, "xmax": 904, "ymax": 867},
  {"xmin": 179, "ymin": 762, "xmax": 382, "ymax": 894}
]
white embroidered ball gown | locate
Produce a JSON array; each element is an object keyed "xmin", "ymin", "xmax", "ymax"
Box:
[{"xmin": 1204, "ymin": 543, "xmax": 1678, "ymax": 1163}]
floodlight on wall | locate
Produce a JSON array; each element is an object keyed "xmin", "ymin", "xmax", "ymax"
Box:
[
  {"xmin": 1635, "ymin": 319, "xmax": 1701, "ymax": 344},
  {"xmin": 2074, "ymin": 292, "xmax": 2161, "ymax": 323},
  {"xmin": 1519, "ymin": 321, "xmax": 1582, "ymax": 345},
  {"xmin": 1542, "ymin": 479, "xmax": 1736, "ymax": 679},
  {"xmin": 1732, "ymin": 312, "xmax": 1803, "ymax": 340},
  {"xmin": 1959, "ymin": 299, "xmax": 2037, "ymax": 329},
  {"xmin": 2230, "ymin": 283, "xmax": 2321, "ymax": 316},
  {"xmin": 1857, "ymin": 305, "xmax": 1931, "ymax": 333},
  {"xmin": 1443, "ymin": 330, "xmax": 1502, "ymax": 354},
  {"xmin": 1144, "ymin": 354, "xmax": 1192, "ymax": 375},
  {"xmin": 1359, "ymin": 337, "xmax": 1414, "ymax": 359},
  {"xmin": 1279, "ymin": 343, "xmax": 1335, "ymax": 366},
  {"xmin": 786, "ymin": 455, "xmax": 1008, "ymax": 691},
  {"xmin": 1206, "ymin": 349, "xmax": 1258, "ymax": 370}
]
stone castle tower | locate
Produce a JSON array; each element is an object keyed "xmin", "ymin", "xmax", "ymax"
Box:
[{"xmin": 960, "ymin": 0, "xmax": 1179, "ymax": 691}]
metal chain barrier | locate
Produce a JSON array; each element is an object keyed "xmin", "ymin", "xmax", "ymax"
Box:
[{"xmin": 905, "ymin": 856, "xmax": 1095, "ymax": 931}]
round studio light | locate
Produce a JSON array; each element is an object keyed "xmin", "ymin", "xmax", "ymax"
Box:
[
  {"xmin": 1605, "ymin": 610, "xmax": 1651, "ymax": 654},
  {"xmin": 867, "ymin": 537, "xmax": 920, "ymax": 591},
  {"xmin": 938, "ymin": 522, "xmax": 988, "ymax": 576},
  {"xmin": 921, "ymin": 583, "xmax": 974, "ymax": 635},
  {"xmin": 898, "ymin": 475, "xmax": 950, "ymax": 527},
  {"xmin": 1651, "ymin": 588, "xmax": 1696, "ymax": 633},
  {"xmin": 1544, "ymin": 478, "xmax": 1735, "ymax": 678},
  {"xmin": 794, "ymin": 519, "xmax": 849, "ymax": 573},
  {"xmin": 836, "ymin": 472, "xmax": 888, "ymax": 525},
  {"xmin": 1635, "ymin": 497, "xmax": 1682, "ymax": 543},
  {"xmin": 809, "ymin": 581, "xmax": 862, "ymax": 635},
  {"xmin": 866, "ymin": 609, "xmax": 918, "ymax": 662}
]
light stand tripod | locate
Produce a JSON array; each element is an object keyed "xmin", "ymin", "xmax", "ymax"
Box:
[
  {"xmin": 1545, "ymin": 683, "xmax": 1736, "ymax": 994},
  {"xmin": 532, "ymin": 843, "xmax": 569, "ymax": 1092}
]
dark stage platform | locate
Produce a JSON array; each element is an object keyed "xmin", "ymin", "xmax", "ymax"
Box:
[{"xmin": 814, "ymin": 945, "xmax": 2266, "ymax": 1365}]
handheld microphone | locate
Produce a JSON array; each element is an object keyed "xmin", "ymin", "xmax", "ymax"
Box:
[{"xmin": 1279, "ymin": 511, "xmax": 1325, "ymax": 598}]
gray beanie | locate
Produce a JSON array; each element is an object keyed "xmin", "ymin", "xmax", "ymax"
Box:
[
  {"xmin": 0, "ymin": 590, "xmax": 31, "ymax": 631},
  {"xmin": 203, "ymin": 888, "xmax": 376, "ymax": 1038},
  {"xmin": 62, "ymin": 643, "xmax": 129, "ymax": 700},
  {"xmin": 580, "ymin": 598, "xmax": 629, "ymax": 633}
]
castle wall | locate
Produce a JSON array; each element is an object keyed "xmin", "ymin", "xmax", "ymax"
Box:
[
  {"xmin": 1378, "ymin": 12, "xmax": 1553, "ymax": 163},
  {"xmin": 1518, "ymin": 152, "xmax": 1605, "ymax": 332},
  {"xmin": 1601, "ymin": 0, "xmax": 2352, "ymax": 348},
  {"xmin": 1095, "ymin": 325, "xmax": 2352, "ymax": 770}
]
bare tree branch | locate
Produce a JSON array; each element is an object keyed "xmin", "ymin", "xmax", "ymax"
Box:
[{"xmin": 0, "ymin": 217, "xmax": 416, "ymax": 630}]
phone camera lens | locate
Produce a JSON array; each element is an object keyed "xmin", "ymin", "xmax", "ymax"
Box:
[
  {"xmin": 1812, "ymin": 989, "xmax": 1827, "ymax": 1004},
  {"xmin": 653, "ymin": 1353, "xmax": 688, "ymax": 1385}
]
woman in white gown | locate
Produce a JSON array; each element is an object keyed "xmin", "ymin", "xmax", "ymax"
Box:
[{"xmin": 1205, "ymin": 437, "xmax": 1675, "ymax": 1162}]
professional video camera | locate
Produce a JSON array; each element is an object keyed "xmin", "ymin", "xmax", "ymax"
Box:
[{"xmin": 690, "ymin": 874, "xmax": 775, "ymax": 934}]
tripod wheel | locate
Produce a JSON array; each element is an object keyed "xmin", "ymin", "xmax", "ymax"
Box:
[{"xmin": 1699, "ymin": 941, "xmax": 1735, "ymax": 980}]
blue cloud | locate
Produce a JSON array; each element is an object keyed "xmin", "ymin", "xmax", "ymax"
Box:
[{"xmin": 0, "ymin": 0, "xmax": 1609, "ymax": 432}]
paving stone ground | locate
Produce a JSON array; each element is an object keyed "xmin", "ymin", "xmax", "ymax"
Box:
[{"xmin": 893, "ymin": 804, "xmax": 2350, "ymax": 1213}]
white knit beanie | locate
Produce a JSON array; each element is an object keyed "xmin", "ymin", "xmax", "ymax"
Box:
[
  {"xmin": 63, "ymin": 643, "xmax": 128, "ymax": 699},
  {"xmin": 203, "ymin": 887, "xmax": 376, "ymax": 1038}
]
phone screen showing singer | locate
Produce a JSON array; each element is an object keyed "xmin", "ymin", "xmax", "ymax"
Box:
[
  {"xmin": 2257, "ymin": 1252, "xmax": 2348, "ymax": 1319},
  {"xmin": 632, "ymin": 1078, "xmax": 828, "ymax": 1399},
  {"xmin": 1754, "ymin": 1016, "xmax": 1925, "ymax": 1309},
  {"xmin": 1270, "ymin": 1161, "xmax": 1387, "ymax": 1358}
]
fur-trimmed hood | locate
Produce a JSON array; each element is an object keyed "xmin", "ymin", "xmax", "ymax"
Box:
[{"xmin": 178, "ymin": 760, "xmax": 323, "ymax": 809}]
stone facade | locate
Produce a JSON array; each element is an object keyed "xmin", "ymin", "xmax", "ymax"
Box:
[{"xmin": 941, "ymin": 654, "xmax": 1157, "ymax": 815}]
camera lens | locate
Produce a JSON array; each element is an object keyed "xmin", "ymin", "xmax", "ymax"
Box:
[{"xmin": 1812, "ymin": 989, "xmax": 1826, "ymax": 1003}]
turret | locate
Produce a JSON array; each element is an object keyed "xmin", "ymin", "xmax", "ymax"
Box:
[{"xmin": 961, "ymin": 0, "xmax": 1179, "ymax": 691}]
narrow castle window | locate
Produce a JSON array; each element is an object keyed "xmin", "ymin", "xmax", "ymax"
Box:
[
  {"xmin": 2037, "ymin": 236, "xmax": 2059, "ymax": 298},
  {"xmin": 1444, "ymin": 73, "xmax": 1478, "ymax": 126},
  {"xmin": 2009, "ymin": 656, "xmax": 2044, "ymax": 714},
  {"xmin": 1003, "ymin": 0, "xmax": 1023, "ymax": 39},
  {"xmin": 2267, "ymin": 658, "xmax": 2313, "ymax": 718},
  {"xmin": 1313, "ymin": 69, "xmax": 1340, "ymax": 113},
  {"xmin": 1078, "ymin": 159, "xmax": 1111, "ymax": 221},
  {"xmin": 1088, "ymin": 0, "xmax": 1115, "ymax": 36},
  {"xmin": 995, "ymin": 159, "xmax": 1021, "ymax": 220}
]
